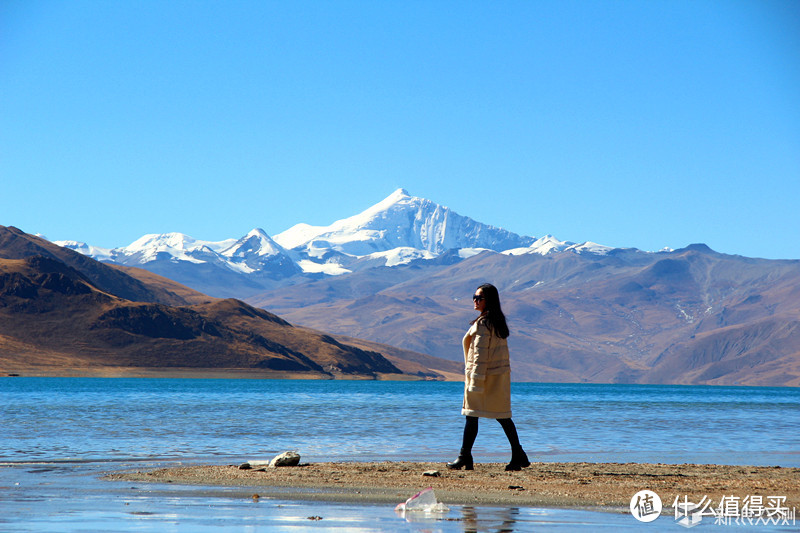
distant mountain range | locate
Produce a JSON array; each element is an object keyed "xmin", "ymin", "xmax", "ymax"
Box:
[
  {"xmin": 0, "ymin": 225, "xmax": 458, "ymax": 379},
  {"xmin": 54, "ymin": 189, "xmax": 610, "ymax": 297},
  {"xmin": 49, "ymin": 189, "xmax": 800, "ymax": 386}
]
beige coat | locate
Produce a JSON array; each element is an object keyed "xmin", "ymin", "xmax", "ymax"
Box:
[{"xmin": 461, "ymin": 318, "xmax": 511, "ymax": 419}]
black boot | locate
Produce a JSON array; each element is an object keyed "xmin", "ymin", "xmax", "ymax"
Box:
[
  {"xmin": 446, "ymin": 450, "xmax": 474, "ymax": 470},
  {"xmin": 504, "ymin": 447, "xmax": 530, "ymax": 471},
  {"xmin": 447, "ymin": 417, "xmax": 478, "ymax": 470}
]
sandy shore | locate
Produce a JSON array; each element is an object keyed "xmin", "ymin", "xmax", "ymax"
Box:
[{"xmin": 105, "ymin": 461, "xmax": 800, "ymax": 511}]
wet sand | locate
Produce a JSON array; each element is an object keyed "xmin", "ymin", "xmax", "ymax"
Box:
[{"xmin": 106, "ymin": 461, "xmax": 800, "ymax": 511}]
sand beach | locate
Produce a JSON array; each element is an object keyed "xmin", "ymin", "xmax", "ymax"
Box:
[{"xmin": 106, "ymin": 461, "xmax": 800, "ymax": 512}]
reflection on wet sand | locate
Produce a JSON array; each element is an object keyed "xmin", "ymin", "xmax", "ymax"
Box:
[{"xmin": 461, "ymin": 505, "xmax": 519, "ymax": 532}]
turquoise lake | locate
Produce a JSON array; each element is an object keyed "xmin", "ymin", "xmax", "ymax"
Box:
[{"xmin": 1, "ymin": 379, "xmax": 798, "ymax": 531}]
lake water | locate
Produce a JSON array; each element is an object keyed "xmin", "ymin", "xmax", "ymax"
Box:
[{"xmin": 1, "ymin": 378, "xmax": 798, "ymax": 531}]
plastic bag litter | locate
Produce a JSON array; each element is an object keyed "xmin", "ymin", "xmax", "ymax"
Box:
[{"xmin": 394, "ymin": 487, "xmax": 449, "ymax": 514}]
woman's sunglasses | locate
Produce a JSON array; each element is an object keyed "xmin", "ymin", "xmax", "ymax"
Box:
[{"xmin": 472, "ymin": 294, "xmax": 484, "ymax": 302}]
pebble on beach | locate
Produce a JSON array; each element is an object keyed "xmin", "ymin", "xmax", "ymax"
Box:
[
  {"xmin": 239, "ymin": 452, "xmax": 301, "ymax": 471},
  {"xmin": 269, "ymin": 451, "xmax": 301, "ymax": 468}
]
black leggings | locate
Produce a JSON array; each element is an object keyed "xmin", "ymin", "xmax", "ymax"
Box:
[{"xmin": 461, "ymin": 415, "xmax": 522, "ymax": 453}]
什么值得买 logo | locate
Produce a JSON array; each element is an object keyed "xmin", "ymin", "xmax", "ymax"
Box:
[
  {"xmin": 630, "ymin": 490, "xmax": 662, "ymax": 523},
  {"xmin": 630, "ymin": 489, "xmax": 797, "ymax": 528}
]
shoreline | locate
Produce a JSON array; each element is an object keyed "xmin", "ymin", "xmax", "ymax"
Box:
[
  {"xmin": 0, "ymin": 367, "xmax": 451, "ymax": 380},
  {"xmin": 104, "ymin": 461, "xmax": 800, "ymax": 511}
]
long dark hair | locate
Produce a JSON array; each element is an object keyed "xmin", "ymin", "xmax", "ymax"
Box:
[{"xmin": 472, "ymin": 283, "xmax": 510, "ymax": 339}]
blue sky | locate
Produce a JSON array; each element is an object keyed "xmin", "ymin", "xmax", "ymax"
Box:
[{"xmin": 2, "ymin": 1, "xmax": 798, "ymax": 259}]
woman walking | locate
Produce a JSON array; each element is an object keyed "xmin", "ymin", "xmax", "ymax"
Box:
[{"xmin": 447, "ymin": 283, "xmax": 530, "ymax": 471}]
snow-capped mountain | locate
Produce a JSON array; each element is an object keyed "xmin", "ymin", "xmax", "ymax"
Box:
[
  {"xmin": 219, "ymin": 228, "xmax": 299, "ymax": 275},
  {"xmin": 54, "ymin": 188, "xmax": 613, "ymax": 298},
  {"xmin": 502, "ymin": 237, "xmax": 614, "ymax": 256},
  {"xmin": 274, "ymin": 188, "xmax": 536, "ymax": 256},
  {"xmin": 115, "ymin": 232, "xmax": 237, "ymax": 265},
  {"xmin": 222, "ymin": 228, "xmax": 285, "ymax": 260},
  {"xmin": 54, "ymin": 230, "xmax": 300, "ymax": 298},
  {"xmin": 50, "ymin": 240, "xmax": 116, "ymax": 262},
  {"xmin": 56, "ymin": 230, "xmax": 296, "ymax": 273}
]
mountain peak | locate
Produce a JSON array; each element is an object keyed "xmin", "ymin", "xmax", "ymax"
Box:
[
  {"xmin": 368, "ymin": 187, "xmax": 413, "ymax": 213},
  {"xmin": 125, "ymin": 232, "xmax": 193, "ymax": 251},
  {"xmin": 391, "ymin": 187, "xmax": 411, "ymax": 199},
  {"xmin": 274, "ymin": 188, "xmax": 534, "ymax": 256},
  {"xmin": 222, "ymin": 228, "xmax": 287, "ymax": 258},
  {"xmin": 681, "ymin": 243, "xmax": 714, "ymax": 254}
]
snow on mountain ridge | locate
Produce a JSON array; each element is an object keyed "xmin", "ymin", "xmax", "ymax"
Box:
[
  {"xmin": 502, "ymin": 236, "xmax": 615, "ymax": 257},
  {"xmin": 122, "ymin": 232, "xmax": 237, "ymax": 255},
  {"xmin": 297, "ymin": 259, "xmax": 351, "ymax": 275},
  {"xmin": 364, "ymin": 246, "xmax": 437, "ymax": 267},
  {"xmin": 503, "ymin": 235, "xmax": 571, "ymax": 256},
  {"xmin": 272, "ymin": 223, "xmax": 323, "ymax": 251},
  {"xmin": 221, "ymin": 228, "xmax": 288, "ymax": 259},
  {"xmin": 52, "ymin": 240, "xmax": 114, "ymax": 262},
  {"xmin": 115, "ymin": 232, "xmax": 237, "ymax": 265},
  {"xmin": 569, "ymin": 241, "xmax": 613, "ymax": 255},
  {"xmin": 52, "ymin": 189, "xmax": 617, "ymax": 285},
  {"xmin": 273, "ymin": 188, "xmax": 536, "ymax": 256},
  {"xmin": 273, "ymin": 189, "xmax": 416, "ymax": 252}
]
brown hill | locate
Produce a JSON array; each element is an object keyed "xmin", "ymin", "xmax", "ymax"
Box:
[
  {"xmin": 0, "ymin": 227, "xmax": 451, "ymax": 379},
  {"xmin": 0, "ymin": 226, "xmax": 190, "ymax": 306},
  {"xmin": 248, "ymin": 245, "xmax": 800, "ymax": 386},
  {"xmin": 109, "ymin": 264, "xmax": 214, "ymax": 305}
]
